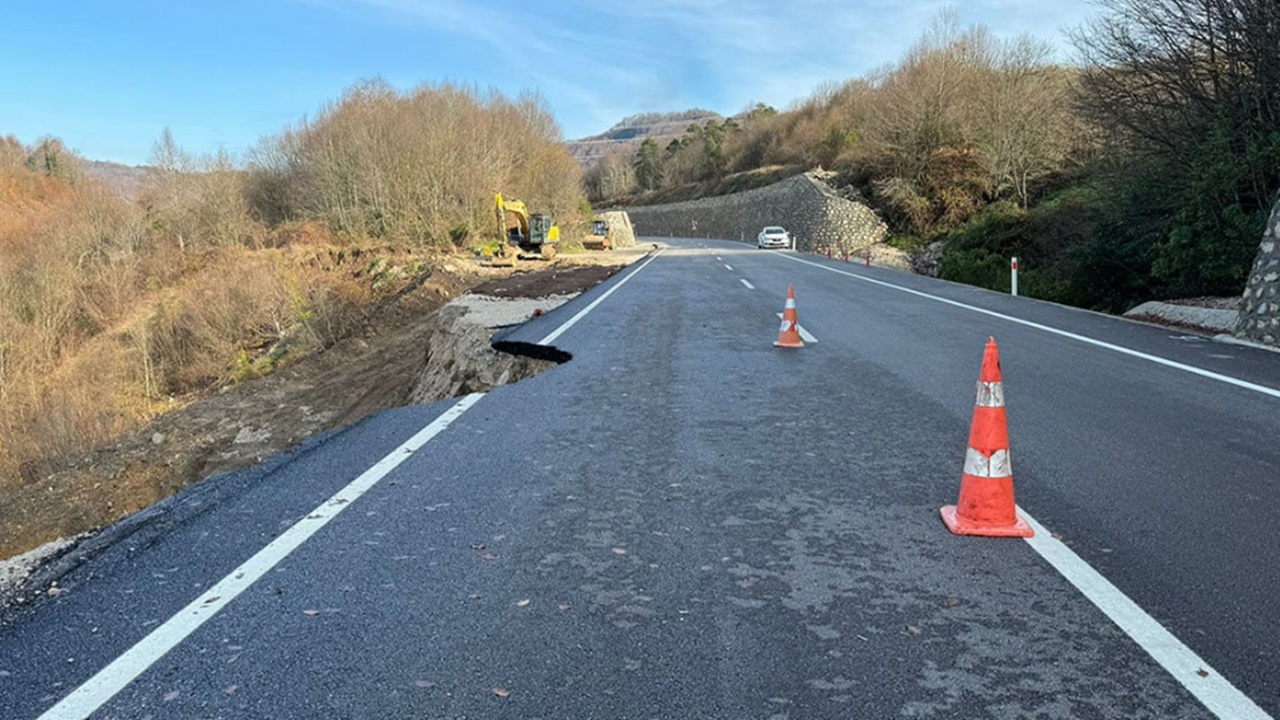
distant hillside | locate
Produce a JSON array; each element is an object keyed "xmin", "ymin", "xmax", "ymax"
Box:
[
  {"xmin": 567, "ymin": 109, "xmax": 723, "ymax": 167},
  {"xmin": 83, "ymin": 160, "xmax": 156, "ymax": 200}
]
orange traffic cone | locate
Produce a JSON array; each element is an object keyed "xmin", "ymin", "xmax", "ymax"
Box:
[
  {"xmin": 774, "ymin": 285, "xmax": 804, "ymax": 348},
  {"xmin": 941, "ymin": 338, "xmax": 1033, "ymax": 537}
]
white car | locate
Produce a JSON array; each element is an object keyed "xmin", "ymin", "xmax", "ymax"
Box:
[{"xmin": 757, "ymin": 226, "xmax": 792, "ymax": 249}]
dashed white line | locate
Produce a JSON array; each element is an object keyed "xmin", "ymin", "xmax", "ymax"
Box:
[
  {"xmin": 775, "ymin": 313, "xmax": 818, "ymax": 343},
  {"xmin": 37, "ymin": 394, "xmax": 485, "ymax": 720},
  {"xmin": 1020, "ymin": 511, "xmax": 1272, "ymax": 720},
  {"xmin": 724, "ymin": 264, "xmax": 734, "ymax": 271},
  {"xmin": 770, "ymin": 251, "xmax": 1280, "ymax": 400},
  {"xmin": 740, "ymin": 279, "xmax": 755, "ymax": 290}
]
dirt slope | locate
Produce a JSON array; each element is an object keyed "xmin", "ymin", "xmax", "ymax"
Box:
[{"xmin": 0, "ymin": 253, "xmax": 637, "ymax": 562}]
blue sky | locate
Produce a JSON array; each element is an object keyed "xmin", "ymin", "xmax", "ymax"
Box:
[{"xmin": 0, "ymin": 1, "xmax": 1094, "ymax": 165}]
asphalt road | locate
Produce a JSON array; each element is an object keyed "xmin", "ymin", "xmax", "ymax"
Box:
[{"xmin": 2, "ymin": 237, "xmax": 1278, "ymax": 719}]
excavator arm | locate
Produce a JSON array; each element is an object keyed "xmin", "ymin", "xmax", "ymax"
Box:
[{"xmin": 495, "ymin": 193, "xmax": 530, "ymax": 242}]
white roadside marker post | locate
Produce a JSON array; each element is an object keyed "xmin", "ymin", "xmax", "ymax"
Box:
[{"xmin": 1011, "ymin": 256, "xmax": 1019, "ymax": 297}]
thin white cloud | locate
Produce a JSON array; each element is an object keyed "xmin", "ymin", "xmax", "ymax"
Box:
[
  {"xmin": 304, "ymin": 0, "xmax": 1096, "ymax": 138},
  {"xmin": 311, "ymin": 0, "xmax": 502, "ymax": 42},
  {"xmin": 580, "ymin": 0, "xmax": 1095, "ymax": 123}
]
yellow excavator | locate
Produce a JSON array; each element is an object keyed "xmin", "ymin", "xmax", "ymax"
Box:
[{"xmin": 493, "ymin": 193, "xmax": 558, "ymax": 266}]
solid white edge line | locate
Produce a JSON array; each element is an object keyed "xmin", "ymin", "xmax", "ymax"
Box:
[
  {"xmin": 769, "ymin": 244, "xmax": 1276, "ymax": 713},
  {"xmin": 775, "ymin": 313, "xmax": 817, "ymax": 343},
  {"xmin": 740, "ymin": 279, "xmax": 755, "ymax": 290},
  {"xmin": 770, "ymin": 251, "xmax": 1280, "ymax": 400},
  {"xmin": 538, "ymin": 249, "xmax": 664, "ymax": 346},
  {"xmin": 37, "ymin": 393, "xmax": 486, "ymax": 720},
  {"xmin": 48, "ymin": 246, "xmax": 666, "ymax": 718},
  {"xmin": 1020, "ymin": 510, "xmax": 1272, "ymax": 720},
  {"xmin": 684, "ymin": 238, "xmax": 1275, "ymax": 716}
]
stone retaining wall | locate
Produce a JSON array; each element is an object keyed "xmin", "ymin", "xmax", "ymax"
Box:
[
  {"xmin": 1237, "ymin": 198, "xmax": 1280, "ymax": 347},
  {"xmin": 596, "ymin": 211, "xmax": 636, "ymax": 248},
  {"xmin": 625, "ymin": 173, "xmax": 887, "ymax": 252}
]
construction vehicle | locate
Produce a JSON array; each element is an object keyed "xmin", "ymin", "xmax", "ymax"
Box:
[
  {"xmin": 492, "ymin": 193, "xmax": 558, "ymax": 266},
  {"xmin": 583, "ymin": 218, "xmax": 614, "ymax": 251}
]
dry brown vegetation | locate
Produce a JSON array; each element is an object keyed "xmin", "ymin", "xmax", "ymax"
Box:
[
  {"xmin": 248, "ymin": 80, "xmax": 583, "ymax": 247},
  {"xmin": 597, "ymin": 4, "xmax": 1280, "ymax": 310},
  {"xmin": 591, "ymin": 14, "xmax": 1086, "ymax": 238},
  {"xmin": 0, "ymin": 82, "xmax": 582, "ymax": 510}
]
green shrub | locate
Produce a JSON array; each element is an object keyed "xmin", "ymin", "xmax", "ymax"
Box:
[
  {"xmin": 937, "ymin": 193, "xmax": 1101, "ymax": 305},
  {"xmin": 885, "ymin": 234, "xmax": 928, "ymax": 252}
]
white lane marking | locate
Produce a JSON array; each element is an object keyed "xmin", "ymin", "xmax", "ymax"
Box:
[
  {"xmin": 740, "ymin": 279, "xmax": 755, "ymax": 290},
  {"xmin": 538, "ymin": 249, "xmax": 664, "ymax": 345},
  {"xmin": 771, "ymin": 252, "xmax": 1280, "ymax": 400},
  {"xmin": 716, "ymin": 256, "xmax": 722, "ymax": 261},
  {"xmin": 38, "ymin": 394, "xmax": 485, "ymax": 720},
  {"xmin": 39, "ymin": 243, "xmax": 658, "ymax": 718},
  {"xmin": 1021, "ymin": 511, "xmax": 1272, "ymax": 720},
  {"xmin": 775, "ymin": 313, "xmax": 817, "ymax": 343},
  {"xmin": 724, "ymin": 264, "xmax": 734, "ymax": 271},
  {"xmin": 739, "ymin": 241, "xmax": 1277, "ymax": 716}
]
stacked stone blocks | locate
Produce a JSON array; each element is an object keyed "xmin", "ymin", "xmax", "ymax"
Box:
[
  {"xmin": 625, "ymin": 173, "xmax": 887, "ymax": 253},
  {"xmin": 1237, "ymin": 198, "xmax": 1280, "ymax": 347}
]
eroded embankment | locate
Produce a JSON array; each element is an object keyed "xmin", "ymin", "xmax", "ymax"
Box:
[
  {"xmin": 410, "ymin": 295, "xmax": 574, "ymax": 404},
  {"xmin": 0, "ymin": 254, "xmax": 641, "ymax": 601}
]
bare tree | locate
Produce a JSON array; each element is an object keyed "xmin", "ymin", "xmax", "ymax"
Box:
[
  {"xmin": 1073, "ymin": 0, "xmax": 1280, "ymax": 199},
  {"xmin": 249, "ymin": 80, "xmax": 582, "ymax": 247},
  {"xmin": 584, "ymin": 150, "xmax": 637, "ymax": 201},
  {"xmin": 861, "ymin": 14, "xmax": 991, "ymax": 181},
  {"xmin": 0, "ymin": 135, "xmax": 24, "ymax": 170},
  {"xmin": 145, "ymin": 132, "xmax": 258, "ymax": 251},
  {"xmin": 972, "ymin": 38, "xmax": 1078, "ymax": 207}
]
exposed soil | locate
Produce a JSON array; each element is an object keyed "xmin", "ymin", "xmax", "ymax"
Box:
[
  {"xmin": 469, "ymin": 258, "xmax": 629, "ymax": 298},
  {"xmin": 0, "ymin": 250, "xmax": 645, "ymax": 564}
]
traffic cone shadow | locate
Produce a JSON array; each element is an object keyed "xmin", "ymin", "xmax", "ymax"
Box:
[
  {"xmin": 941, "ymin": 337, "xmax": 1033, "ymax": 537},
  {"xmin": 774, "ymin": 284, "xmax": 804, "ymax": 348}
]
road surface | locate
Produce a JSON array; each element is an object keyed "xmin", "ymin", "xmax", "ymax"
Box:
[{"xmin": 2, "ymin": 237, "xmax": 1278, "ymax": 719}]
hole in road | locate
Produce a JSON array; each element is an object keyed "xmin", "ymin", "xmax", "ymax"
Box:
[{"xmin": 491, "ymin": 341, "xmax": 573, "ymax": 365}]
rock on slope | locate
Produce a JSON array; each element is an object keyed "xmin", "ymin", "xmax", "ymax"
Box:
[{"xmin": 567, "ymin": 110, "xmax": 722, "ymax": 167}]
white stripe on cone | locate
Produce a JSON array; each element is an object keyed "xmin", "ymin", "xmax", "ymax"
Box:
[
  {"xmin": 964, "ymin": 448, "xmax": 1012, "ymax": 478},
  {"xmin": 975, "ymin": 381, "xmax": 1005, "ymax": 408}
]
